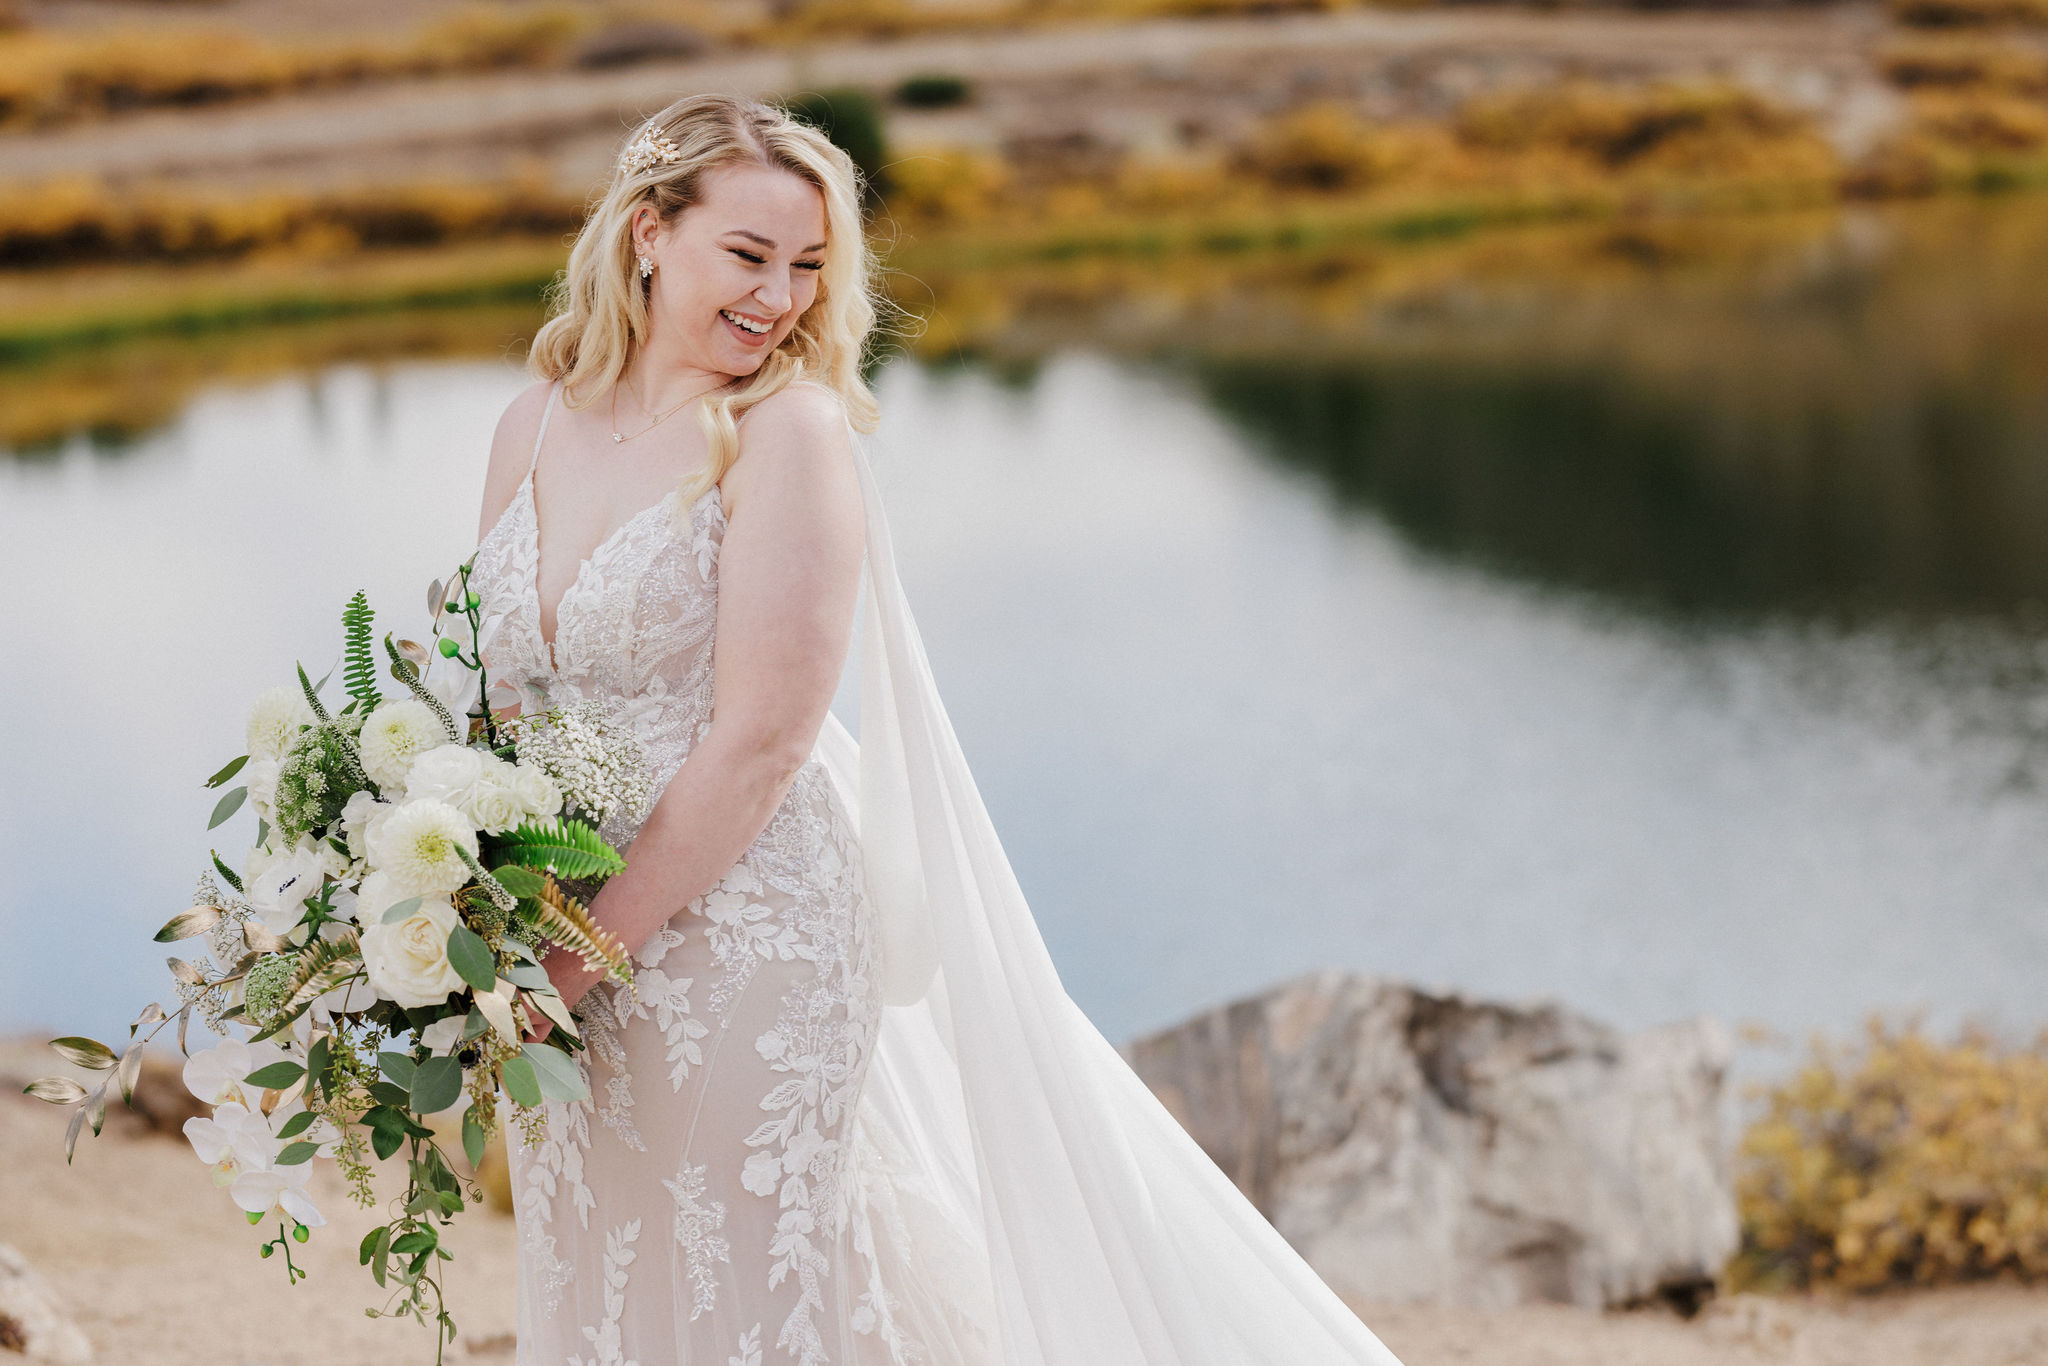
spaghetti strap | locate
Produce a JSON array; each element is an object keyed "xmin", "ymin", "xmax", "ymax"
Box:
[{"xmin": 528, "ymin": 378, "xmax": 560, "ymax": 475}]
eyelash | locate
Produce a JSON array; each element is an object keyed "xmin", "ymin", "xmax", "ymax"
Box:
[{"xmin": 731, "ymin": 248, "xmax": 824, "ymax": 271}]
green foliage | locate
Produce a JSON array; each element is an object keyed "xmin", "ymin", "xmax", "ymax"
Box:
[
  {"xmin": 241, "ymin": 953, "xmax": 298, "ymax": 1030},
  {"xmin": 445, "ymin": 925, "xmax": 496, "ymax": 993},
  {"xmin": 1732, "ymin": 1021, "xmax": 2048, "ymax": 1292},
  {"xmin": 270, "ymin": 711, "xmax": 366, "ymax": 844},
  {"xmin": 383, "ymin": 633, "xmax": 465, "ymax": 744},
  {"xmin": 782, "ymin": 87, "xmax": 890, "ymax": 199},
  {"xmin": 341, "ymin": 590, "xmax": 382, "ymax": 710},
  {"xmin": 493, "ymin": 818, "xmax": 626, "ymax": 881}
]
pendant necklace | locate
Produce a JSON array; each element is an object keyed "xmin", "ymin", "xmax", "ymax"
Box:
[{"xmin": 610, "ymin": 374, "xmax": 715, "ymax": 444}]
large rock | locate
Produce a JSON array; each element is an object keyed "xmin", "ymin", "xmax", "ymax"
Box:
[
  {"xmin": 1123, "ymin": 971, "xmax": 1736, "ymax": 1311},
  {"xmin": 0, "ymin": 1243, "xmax": 90, "ymax": 1363}
]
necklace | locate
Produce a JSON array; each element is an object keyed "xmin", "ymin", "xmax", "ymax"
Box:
[{"xmin": 610, "ymin": 374, "xmax": 718, "ymax": 444}]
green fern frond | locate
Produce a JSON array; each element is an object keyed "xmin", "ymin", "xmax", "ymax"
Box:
[
  {"xmin": 526, "ymin": 875, "xmax": 631, "ymax": 983},
  {"xmin": 341, "ymin": 591, "xmax": 382, "ymax": 709},
  {"xmin": 493, "ymin": 819, "xmax": 627, "ymax": 881},
  {"xmin": 382, "ymin": 633, "xmax": 463, "ymax": 743}
]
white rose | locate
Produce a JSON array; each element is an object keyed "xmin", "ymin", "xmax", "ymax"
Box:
[
  {"xmin": 339, "ymin": 789, "xmax": 395, "ymax": 863},
  {"xmin": 245, "ymin": 686, "xmax": 314, "ymax": 762},
  {"xmin": 359, "ymin": 897, "xmax": 466, "ymax": 1009},
  {"xmin": 357, "ymin": 700, "xmax": 447, "ymax": 792},
  {"xmin": 510, "ymin": 763, "xmax": 563, "ymax": 822},
  {"xmin": 408, "ymin": 746, "xmax": 535, "ymax": 835},
  {"xmin": 366, "ymin": 799, "xmax": 478, "ymax": 896},
  {"xmin": 244, "ymin": 756, "xmax": 282, "ymax": 824},
  {"xmin": 467, "ymin": 774, "xmax": 531, "ymax": 835}
]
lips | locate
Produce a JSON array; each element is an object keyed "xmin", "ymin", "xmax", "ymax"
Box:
[{"xmin": 719, "ymin": 307, "xmax": 774, "ymax": 345}]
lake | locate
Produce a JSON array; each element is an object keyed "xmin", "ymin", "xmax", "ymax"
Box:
[{"xmin": 6, "ymin": 197, "xmax": 2048, "ymax": 1065}]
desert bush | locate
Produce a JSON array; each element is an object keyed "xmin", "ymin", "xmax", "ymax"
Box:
[
  {"xmin": 1882, "ymin": 37, "xmax": 2048, "ymax": 94},
  {"xmin": 1237, "ymin": 101, "xmax": 1411, "ymax": 192},
  {"xmin": 884, "ymin": 148, "xmax": 1011, "ymax": 224},
  {"xmin": 895, "ymin": 73, "xmax": 972, "ymax": 109},
  {"xmin": 1731, "ymin": 1021, "xmax": 2048, "ymax": 1292},
  {"xmin": 1891, "ymin": 0, "xmax": 2048, "ymax": 25},
  {"xmin": 1458, "ymin": 81, "xmax": 1817, "ymax": 172}
]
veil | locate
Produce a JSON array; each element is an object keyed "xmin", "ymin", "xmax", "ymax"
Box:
[{"xmin": 808, "ymin": 423, "xmax": 1407, "ymax": 1366}]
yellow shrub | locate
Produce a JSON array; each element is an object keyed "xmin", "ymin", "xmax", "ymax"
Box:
[
  {"xmin": 1913, "ymin": 90, "xmax": 2048, "ymax": 149},
  {"xmin": 1458, "ymin": 81, "xmax": 1815, "ymax": 171},
  {"xmin": 883, "ymin": 148, "xmax": 1011, "ymax": 225},
  {"xmin": 1882, "ymin": 37, "xmax": 2048, "ymax": 95},
  {"xmin": 1731, "ymin": 1021, "xmax": 2048, "ymax": 1292},
  {"xmin": 1112, "ymin": 154, "xmax": 1236, "ymax": 213},
  {"xmin": 1238, "ymin": 101, "xmax": 1410, "ymax": 192}
]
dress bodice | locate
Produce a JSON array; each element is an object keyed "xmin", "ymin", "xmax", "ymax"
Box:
[{"xmin": 467, "ymin": 384, "xmax": 729, "ymax": 850}]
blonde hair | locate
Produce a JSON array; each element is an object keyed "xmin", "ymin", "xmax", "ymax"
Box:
[{"xmin": 527, "ymin": 93, "xmax": 882, "ymax": 507}]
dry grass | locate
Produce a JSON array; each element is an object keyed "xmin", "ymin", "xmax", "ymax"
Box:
[{"xmin": 1732, "ymin": 1022, "xmax": 2048, "ymax": 1293}]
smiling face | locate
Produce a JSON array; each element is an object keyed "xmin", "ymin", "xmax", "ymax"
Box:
[{"xmin": 630, "ymin": 160, "xmax": 829, "ymax": 379}]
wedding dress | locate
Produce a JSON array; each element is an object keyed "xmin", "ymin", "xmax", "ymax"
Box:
[{"xmin": 468, "ymin": 376, "xmax": 1406, "ymax": 1366}]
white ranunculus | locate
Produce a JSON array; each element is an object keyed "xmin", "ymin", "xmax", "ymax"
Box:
[
  {"xmin": 510, "ymin": 763, "xmax": 563, "ymax": 822},
  {"xmin": 359, "ymin": 896, "xmax": 466, "ymax": 1008},
  {"xmin": 357, "ymin": 700, "xmax": 447, "ymax": 792},
  {"xmin": 366, "ymin": 799, "xmax": 478, "ymax": 896},
  {"xmin": 246, "ymin": 844, "xmax": 329, "ymax": 935},
  {"xmin": 245, "ymin": 686, "xmax": 315, "ymax": 762},
  {"xmin": 244, "ymin": 756, "xmax": 282, "ymax": 824}
]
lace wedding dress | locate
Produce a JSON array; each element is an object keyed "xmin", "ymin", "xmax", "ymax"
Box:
[{"xmin": 468, "ymin": 377, "xmax": 1406, "ymax": 1366}]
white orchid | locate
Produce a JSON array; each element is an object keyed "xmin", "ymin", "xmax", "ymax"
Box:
[
  {"xmin": 184, "ymin": 1100, "xmax": 327, "ymax": 1228},
  {"xmin": 182, "ymin": 1037, "xmax": 288, "ymax": 1108}
]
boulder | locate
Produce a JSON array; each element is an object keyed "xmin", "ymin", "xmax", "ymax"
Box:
[
  {"xmin": 0, "ymin": 1243, "xmax": 90, "ymax": 1363},
  {"xmin": 1123, "ymin": 971, "xmax": 1736, "ymax": 1311}
]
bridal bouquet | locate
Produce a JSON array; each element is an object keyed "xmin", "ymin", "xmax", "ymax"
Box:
[{"xmin": 24, "ymin": 559, "xmax": 650, "ymax": 1359}]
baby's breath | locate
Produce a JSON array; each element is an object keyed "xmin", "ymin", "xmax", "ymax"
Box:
[{"xmin": 502, "ymin": 700, "xmax": 654, "ymax": 829}]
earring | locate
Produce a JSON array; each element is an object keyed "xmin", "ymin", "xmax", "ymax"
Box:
[{"xmin": 637, "ymin": 254, "xmax": 654, "ymax": 279}]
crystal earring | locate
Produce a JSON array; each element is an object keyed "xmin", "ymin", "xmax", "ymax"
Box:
[{"xmin": 637, "ymin": 254, "xmax": 654, "ymax": 279}]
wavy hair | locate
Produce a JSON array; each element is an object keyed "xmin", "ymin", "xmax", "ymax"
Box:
[{"xmin": 527, "ymin": 93, "xmax": 881, "ymax": 507}]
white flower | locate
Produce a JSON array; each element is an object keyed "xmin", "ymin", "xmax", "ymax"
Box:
[
  {"xmin": 182, "ymin": 1038, "xmax": 287, "ymax": 1108},
  {"xmin": 232, "ymin": 1162, "xmax": 326, "ymax": 1228},
  {"xmin": 357, "ymin": 700, "xmax": 446, "ymax": 792},
  {"xmin": 244, "ymin": 756, "xmax": 282, "ymax": 824},
  {"xmin": 417, "ymin": 1014, "xmax": 466, "ymax": 1057},
  {"xmin": 244, "ymin": 837, "xmax": 283, "ymax": 890},
  {"xmin": 741, "ymin": 1149, "xmax": 783, "ymax": 1198},
  {"xmin": 246, "ymin": 844, "xmax": 329, "ymax": 935},
  {"xmin": 245, "ymin": 686, "xmax": 314, "ymax": 762},
  {"xmin": 405, "ymin": 746, "xmax": 540, "ymax": 835},
  {"xmin": 359, "ymin": 896, "xmax": 466, "ymax": 1008},
  {"xmin": 185, "ymin": 1100, "xmax": 326, "ymax": 1228},
  {"xmin": 511, "ymin": 763, "xmax": 563, "ymax": 821},
  {"xmin": 340, "ymin": 789, "xmax": 396, "ymax": 863},
  {"xmin": 366, "ymin": 799, "xmax": 478, "ymax": 896}
]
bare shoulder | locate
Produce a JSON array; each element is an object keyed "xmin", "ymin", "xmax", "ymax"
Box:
[
  {"xmin": 477, "ymin": 377, "xmax": 556, "ymax": 542},
  {"xmin": 724, "ymin": 379, "xmax": 860, "ymax": 523}
]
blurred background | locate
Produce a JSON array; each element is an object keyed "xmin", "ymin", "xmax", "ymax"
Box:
[{"xmin": 2, "ymin": 0, "xmax": 2048, "ymax": 1361}]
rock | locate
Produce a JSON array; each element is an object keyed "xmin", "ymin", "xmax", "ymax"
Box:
[
  {"xmin": 1123, "ymin": 971, "xmax": 1737, "ymax": 1311},
  {"xmin": 0, "ymin": 1243, "xmax": 91, "ymax": 1363},
  {"xmin": 124, "ymin": 1055, "xmax": 205, "ymax": 1136}
]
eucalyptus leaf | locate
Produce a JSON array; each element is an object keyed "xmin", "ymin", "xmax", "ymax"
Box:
[
  {"xmin": 461, "ymin": 1107, "xmax": 487, "ymax": 1170},
  {"xmin": 524, "ymin": 988, "xmax": 580, "ymax": 1041},
  {"xmin": 521, "ymin": 1042, "xmax": 588, "ymax": 1103},
  {"xmin": 154, "ymin": 905, "xmax": 222, "ymax": 943},
  {"xmin": 207, "ymin": 786, "xmax": 247, "ymax": 830},
  {"xmin": 23, "ymin": 1076, "xmax": 86, "ymax": 1104},
  {"xmin": 501, "ymin": 936, "xmax": 540, "ymax": 963},
  {"xmin": 378, "ymin": 1051, "xmax": 417, "ymax": 1088},
  {"xmin": 462, "ymin": 1007, "xmax": 490, "ymax": 1041},
  {"xmin": 503, "ymin": 962, "xmax": 552, "ymax": 990},
  {"xmin": 380, "ymin": 896, "xmax": 424, "ymax": 925},
  {"xmin": 446, "ymin": 926, "xmax": 496, "ymax": 993},
  {"xmin": 277, "ymin": 1110, "xmax": 317, "ymax": 1139},
  {"xmin": 276, "ymin": 1141, "xmax": 319, "ymax": 1166},
  {"xmin": 499, "ymin": 1054, "xmax": 542, "ymax": 1108},
  {"xmin": 204, "ymin": 754, "xmax": 249, "ymax": 789},
  {"xmin": 410, "ymin": 1056, "xmax": 464, "ymax": 1114},
  {"xmin": 48, "ymin": 1037, "xmax": 116, "ymax": 1070}
]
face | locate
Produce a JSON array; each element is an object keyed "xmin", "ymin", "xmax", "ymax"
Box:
[{"xmin": 630, "ymin": 161, "xmax": 828, "ymax": 378}]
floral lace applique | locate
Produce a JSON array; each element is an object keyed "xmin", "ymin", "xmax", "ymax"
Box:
[
  {"xmin": 730, "ymin": 1323, "xmax": 764, "ymax": 1366},
  {"xmin": 568, "ymin": 1218, "xmax": 642, "ymax": 1366},
  {"xmin": 515, "ymin": 1081, "xmax": 595, "ymax": 1314},
  {"xmin": 665, "ymin": 1159, "xmax": 731, "ymax": 1321}
]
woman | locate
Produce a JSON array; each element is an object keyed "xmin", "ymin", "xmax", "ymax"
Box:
[{"xmin": 468, "ymin": 93, "xmax": 1406, "ymax": 1366}]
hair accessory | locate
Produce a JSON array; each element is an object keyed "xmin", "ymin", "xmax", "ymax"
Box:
[
  {"xmin": 619, "ymin": 129, "xmax": 684, "ymax": 177},
  {"xmin": 637, "ymin": 254, "xmax": 654, "ymax": 279}
]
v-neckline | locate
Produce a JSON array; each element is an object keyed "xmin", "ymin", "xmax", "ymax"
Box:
[{"xmin": 524, "ymin": 467, "xmax": 683, "ymax": 674}]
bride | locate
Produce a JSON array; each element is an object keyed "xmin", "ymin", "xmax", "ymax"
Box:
[{"xmin": 465, "ymin": 93, "xmax": 1405, "ymax": 1366}]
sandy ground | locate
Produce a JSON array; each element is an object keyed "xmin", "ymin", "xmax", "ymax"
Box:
[
  {"xmin": 6, "ymin": 1086, "xmax": 2048, "ymax": 1366},
  {"xmin": 0, "ymin": 6, "xmax": 1897, "ymax": 196}
]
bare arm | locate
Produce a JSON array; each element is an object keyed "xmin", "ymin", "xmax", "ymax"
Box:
[{"xmin": 535, "ymin": 382, "xmax": 865, "ymax": 1020}]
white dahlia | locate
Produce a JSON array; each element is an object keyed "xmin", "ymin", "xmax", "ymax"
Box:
[
  {"xmin": 357, "ymin": 700, "xmax": 446, "ymax": 792},
  {"xmin": 245, "ymin": 686, "xmax": 315, "ymax": 762},
  {"xmin": 365, "ymin": 799, "xmax": 478, "ymax": 896}
]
